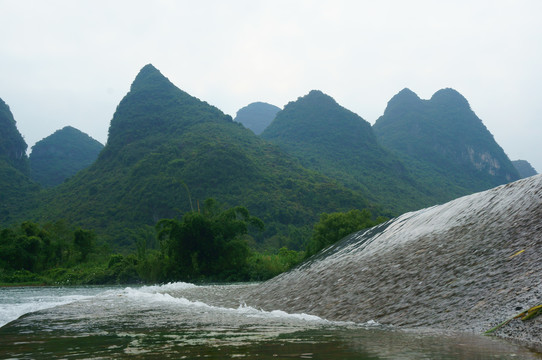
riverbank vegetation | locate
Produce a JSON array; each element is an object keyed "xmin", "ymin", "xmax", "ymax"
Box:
[{"xmin": 0, "ymin": 199, "xmax": 384, "ymax": 286}]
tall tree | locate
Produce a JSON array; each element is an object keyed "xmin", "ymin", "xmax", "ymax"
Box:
[{"xmin": 156, "ymin": 199, "xmax": 264, "ymax": 280}]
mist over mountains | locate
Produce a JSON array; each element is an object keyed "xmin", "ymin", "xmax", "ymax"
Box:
[
  {"xmin": 234, "ymin": 102, "xmax": 280, "ymax": 135},
  {"xmin": 0, "ymin": 64, "xmax": 536, "ymax": 250}
]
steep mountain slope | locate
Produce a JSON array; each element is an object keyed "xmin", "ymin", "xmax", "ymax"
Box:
[
  {"xmin": 29, "ymin": 126, "xmax": 104, "ymax": 187},
  {"xmin": 36, "ymin": 65, "xmax": 375, "ymax": 249},
  {"xmin": 512, "ymin": 160, "xmax": 538, "ymax": 178},
  {"xmin": 234, "ymin": 102, "xmax": 281, "ymax": 135},
  {"xmin": 261, "ymin": 90, "xmax": 433, "ymax": 214},
  {"xmin": 373, "ymin": 88, "xmax": 519, "ymax": 196},
  {"xmin": 0, "ymin": 97, "xmax": 39, "ymax": 223},
  {"xmin": 0, "ymin": 97, "xmax": 28, "ymax": 173}
]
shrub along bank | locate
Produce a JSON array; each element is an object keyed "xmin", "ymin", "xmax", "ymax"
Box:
[{"xmin": 1, "ymin": 199, "xmax": 381, "ymax": 286}]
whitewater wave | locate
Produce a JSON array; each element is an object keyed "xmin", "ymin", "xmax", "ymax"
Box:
[
  {"xmin": 2, "ymin": 282, "xmax": 381, "ymax": 331},
  {"xmin": 0, "ymin": 286, "xmax": 109, "ymax": 328},
  {"xmin": 117, "ymin": 282, "xmax": 348, "ymax": 326}
]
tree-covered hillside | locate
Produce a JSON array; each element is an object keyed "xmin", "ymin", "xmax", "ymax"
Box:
[
  {"xmin": 0, "ymin": 97, "xmax": 28, "ymax": 174},
  {"xmin": 0, "ymin": 98, "xmax": 39, "ymax": 223},
  {"xmin": 261, "ymin": 90, "xmax": 434, "ymax": 214},
  {"xmin": 30, "ymin": 126, "xmax": 104, "ymax": 187},
  {"xmin": 234, "ymin": 102, "xmax": 281, "ymax": 135},
  {"xmin": 34, "ymin": 65, "xmax": 377, "ymax": 250},
  {"xmin": 373, "ymin": 88, "xmax": 520, "ymax": 197}
]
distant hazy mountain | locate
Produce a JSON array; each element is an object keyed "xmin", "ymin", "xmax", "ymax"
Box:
[
  {"xmin": 33, "ymin": 65, "xmax": 374, "ymax": 249},
  {"xmin": 29, "ymin": 126, "xmax": 104, "ymax": 187},
  {"xmin": 0, "ymin": 97, "xmax": 39, "ymax": 223},
  {"xmin": 512, "ymin": 160, "xmax": 538, "ymax": 178},
  {"xmin": 261, "ymin": 90, "xmax": 435, "ymax": 214},
  {"xmin": 373, "ymin": 88, "xmax": 519, "ymax": 196},
  {"xmin": 234, "ymin": 102, "xmax": 281, "ymax": 135}
]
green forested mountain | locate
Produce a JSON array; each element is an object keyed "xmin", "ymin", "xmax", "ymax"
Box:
[
  {"xmin": 33, "ymin": 65, "xmax": 375, "ymax": 249},
  {"xmin": 29, "ymin": 126, "xmax": 104, "ymax": 187},
  {"xmin": 0, "ymin": 97, "xmax": 39, "ymax": 223},
  {"xmin": 234, "ymin": 102, "xmax": 281, "ymax": 135},
  {"xmin": 373, "ymin": 88, "xmax": 520, "ymax": 198},
  {"xmin": 0, "ymin": 97, "xmax": 28, "ymax": 173},
  {"xmin": 261, "ymin": 90, "xmax": 433, "ymax": 214},
  {"xmin": 512, "ymin": 160, "xmax": 538, "ymax": 178}
]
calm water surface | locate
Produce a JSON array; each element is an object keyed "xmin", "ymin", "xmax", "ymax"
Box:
[{"xmin": 0, "ymin": 283, "xmax": 540, "ymax": 359}]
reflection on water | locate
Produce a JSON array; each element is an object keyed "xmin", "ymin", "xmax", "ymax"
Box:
[{"xmin": 0, "ymin": 284, "xmax": 540, "ymax": 359}]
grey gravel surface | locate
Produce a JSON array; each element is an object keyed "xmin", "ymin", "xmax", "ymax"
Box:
[{"xmin": 245, "ymin": 175, "xmax": 542, "ymax": 351}]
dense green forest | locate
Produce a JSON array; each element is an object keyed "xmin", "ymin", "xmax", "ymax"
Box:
[
  {"xmin": 372, "ymin": 88, "xmax": 520, "ymax": 197},
  {"xmin": 0, "ymin": 98, "xmax": 40, "ymax": 224},
  {"xmin": 0, "ymin": 97, "xmax": 28, "ymax": 173},
  {"xmin": 1, "ymin": 200, "xmax": 383, "ymax": 285},
  {"xmin": 261, "ymin": 90, "xmax": 436, "ymax": 214},
  {"xmin": 29, "ymin": 126, "xmax": 104, "ymax": 187},
  {"xmin": 0, "ymin": 65, "xmax": 528, "ymax": 285},
  {"xmin": 16, "ymin": 65, "xmax": 380, "ymax": 253}
]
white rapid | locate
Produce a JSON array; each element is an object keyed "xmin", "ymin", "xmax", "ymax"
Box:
[{"xmin": 246, "ymin": 175, "xmax": 542, "ymax": 349}]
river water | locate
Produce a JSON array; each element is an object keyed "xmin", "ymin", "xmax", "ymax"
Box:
[
  {"xmin": 2, "ymin": 176, "xmax": 541, "ymax": 358},
  {"xmin": 1, "ymin": 283, "xmax": 540, "ymax": 359}
]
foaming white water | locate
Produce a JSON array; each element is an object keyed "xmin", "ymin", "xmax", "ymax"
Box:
[
  {"xmin": 247, "ymin": 174, "xmax": 542, "ymax": 347},
  {"xmin": 117, "ymin": 282, "xmax": 335, "ymax": 325},
  {"xmin": 0, "ymin": 286, "xmax": 112, "ymax": 328},
  {"xmin": 2, "ymin": 282, "xmax": 380, "ymax": 332},
  {"xmin": 135, "ymin": 281, "xmax": 197, "ymax": 293},
  {"xmin": 121, "ymin": 285, "xmax": 212, "ymax": 308},
  {"xmin": 236, "ymin": 304, "xmax": 324, "ymax": 322},
  {"xmin": 317, "ymin": 174, "xmax": 542, "ymax": 265}
]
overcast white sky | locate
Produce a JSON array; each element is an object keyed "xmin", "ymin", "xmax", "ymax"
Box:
[{"xmin": 1, "ymin": 0, "xmax": 541, "ymax": 172}]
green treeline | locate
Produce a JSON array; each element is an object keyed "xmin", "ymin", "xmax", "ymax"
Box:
[
  {"xmin": 155, "ymin": 198, "xmax": 265, "ymax": 281},
  {"xmin": 0, "ymin": 199, "xmax": 383, "ymax": 286},
  {"xmin": 305, "ymin": 209, "xmax": 388, "ymax": 257}
]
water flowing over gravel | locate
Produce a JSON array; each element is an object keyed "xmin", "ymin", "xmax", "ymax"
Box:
[{"xmin": 245, "ymin": 175, "xmax": 542, "ymax": 350}]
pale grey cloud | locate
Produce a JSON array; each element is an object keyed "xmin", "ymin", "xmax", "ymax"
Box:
[{"xmin": 1, "ymin": 0, "xmax": 541, "ymax": 171}]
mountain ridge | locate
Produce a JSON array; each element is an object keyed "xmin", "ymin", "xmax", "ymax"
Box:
[
  {"xmin": 0, "ymin": 97, "xmax": 28, "ymax": 173},
  {"xmin": 261, "ymin": 90, "xmax": 433, "ymax": 214},
  {"xmin": 373, "ymin": 87, "xmax": 519, "ymax": 195},
  {"xmin": 0, "ymin": 97, "xmax": 39, "ymax": 222},
  {"xmin": 30, "ymin": 65, "xmax": 377, "ymax": 249}
]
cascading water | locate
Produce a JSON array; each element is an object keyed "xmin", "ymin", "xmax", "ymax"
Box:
[
  {"xmin": 1, "ymin": 175, "xmax": 541, "ymax": 358},
  {"xmin": 244, "ymin": 174, "xmax": 542, "ymax": 348}
]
